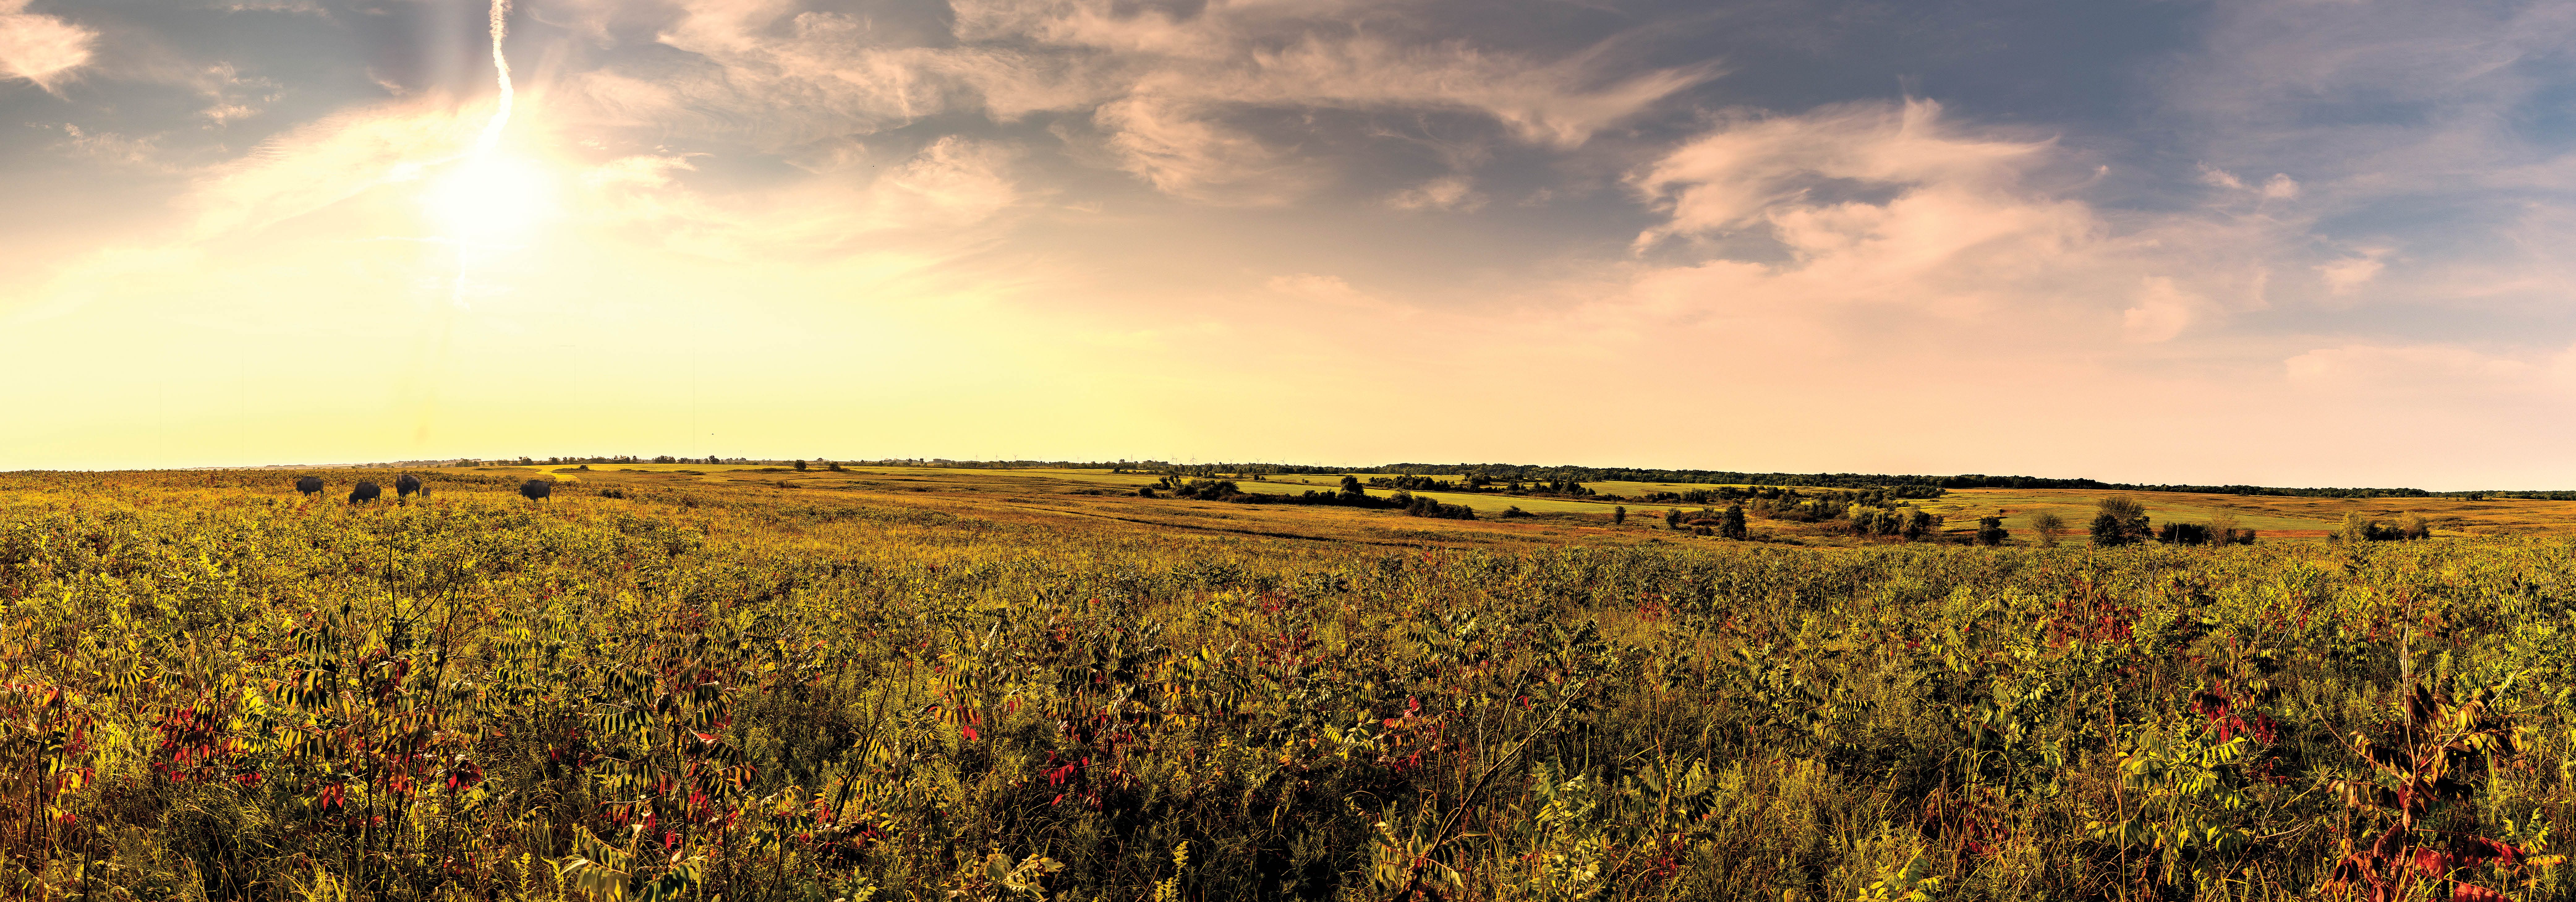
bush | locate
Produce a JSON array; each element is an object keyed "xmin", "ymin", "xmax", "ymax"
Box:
[
  {"xmin": 2092, "ymin": 498, "xmax": 2151, "ymax": 546},
  {"xmin": 1975, "ymin": 516, "xmax": 2008, "ymax": 546},
  {"xmin": 2030, "ymin": 511, "xmax": 2067, "ymax": 547},
  {"xmin": 2157, "ymin": 522, "xmax": 2209, "ymax": 545}
]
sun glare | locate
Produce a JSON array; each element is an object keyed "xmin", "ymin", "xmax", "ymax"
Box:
[{"xmin": 424, "ymin": 152, "xmax": 556, "ymax": 243}]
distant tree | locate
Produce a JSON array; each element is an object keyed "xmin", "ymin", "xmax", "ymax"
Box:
[
  {"xmin": 828, "ymin": 461, "xmax": 845, "ymax": 472},
  {"xmin": 1501, "ymin": 506, "xmax": 1531, "ymax": 519},
  {"xmin": 2091, "ymin": 513, "xmax": 2134, "ymax": 547},
  {"xmin": 2338, "ymin": 512, "xmax": 2375, "ymax": 544},
  {"xmin": 1901, "ymin": 510, "xmax": 1936, "ymax": 541},
  {"xmin": 1339, "ymin": 476, "xmax": 1365, "ymax": 499},
  {"xmin": 1135, "ymin": 485, "xmax": 1157, "ymax": 498},
  {"xmin": 2157, "ymin": 522, "xmax": 2210, "ymax": 545},
  {"xmin": 794, "ymin": 460, "xmax": 808, "ymax": 471},
  {"xmin": 2209, "ymin": 510, "xmax": 2241, "ymax": 545},
  {"xmin": 2098, "ymin": 496, "xmax": 2146, "ymax": 522},
  {"xmin": 2031, "ymin": 512, "xmax": 2067, "ymax": 547},
  {"xmin": 1975, "ymin": 516, "xmax": 2008, "ymax": 546},
  {"xmin": 1720, "ymin": 504, "xmax": 1748, "ymax": 540},
  {"xmin": 2399, "ymin": 513, "xmax": 2431, "ymax": 540},
  {"xmin": 1395, "ymin": 491, "xmax": 1475, "ymax": 519},
  {"xmin": 2092, "ymin": 497, "xmax": 2151, "ymax": 546},
  {"xmin": 1664, "ymin": 508, "xmax": 1682, "ymax": 530},
  {"xmin": 1612, "ymin": 505, "xmax": 1627, "ymax": 525}
]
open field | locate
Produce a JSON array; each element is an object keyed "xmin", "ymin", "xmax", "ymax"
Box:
[
  {"xmin": 1918, "ymin": 488, "xmax": 2576, "ymax": 538},
  {"xmin": 535, "ymin": 466, "xmax": 2576, "ymax": 543},
  {"xmin": 15, "ymin": 468, "xmax": 2576, "ymax": 900}
]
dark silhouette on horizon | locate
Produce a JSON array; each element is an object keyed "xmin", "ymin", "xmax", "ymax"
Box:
[
  {"xmin": 349, "ymin": 481, "xmax": 381, "ymax": 504},
  {"xmin": 296, "ymin": 476, "xmax": 323, "ymax": 497},
  {"xmin": 520, "ymin": 479, "xmax": 551, "ymax": 502}
]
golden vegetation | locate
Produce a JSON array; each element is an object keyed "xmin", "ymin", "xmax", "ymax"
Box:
[{"xmin": 3, "ymin": 468, "xmax": 2575, "ymax": 899}]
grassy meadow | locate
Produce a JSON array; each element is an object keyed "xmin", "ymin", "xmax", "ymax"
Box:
[{"xmin": 9, "ymin": 466, "xmax": 2576, "ymax": 900}]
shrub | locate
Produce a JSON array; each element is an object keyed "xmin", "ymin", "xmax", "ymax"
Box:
[
  {"xmin": 2093, "ymin": 497, "xmax": 2152, "ymax": 546},
  {"xmin": 1975, "ymin": 516, "xmax": 2008, "ymax": 546},
  {"xmin": 2157, "ymin": 522, "xmax": 2209, "ymax": 545},
  {"xmin": 2030, "ymin": 511, "xmax": 2067, "ymax": 547}
]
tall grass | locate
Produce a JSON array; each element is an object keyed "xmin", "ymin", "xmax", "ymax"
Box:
[{"xmin": 2, "ymin": 470, "xmax": 2574, "ymax": 900}]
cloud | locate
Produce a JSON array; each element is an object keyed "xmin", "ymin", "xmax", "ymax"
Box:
[
  {"xmin": 1633, "ymin": 100, "xmax": 2059, "ymax": 241},
  {"xmin": 2315, "ymin": 250, "xmax": 2387, "ymax": 294},
  {"xmin": 2122, "ymin": 276, "xmax": 2206, "ymax": 343},
  {"xmin": 1387, "ymin": 174, "xmax": 1482, "ymax": 212},
  {"xmin": 2199, "ymin": 165, "xmax": 2301, "ymax": 201},
  {"xmin": 560, "ymin": 134, "xmax": 1027, "ymax": 268},
  {"xmin": 1621, "ymin": 99, "xmax": 2132, "ymax": 324},
  {"xmin": 188, "ymin": 62, "xmax": 280, "ymax": 126},
  {"xmin": 573, "ymin": 0, "xmax": 1713, "ymax": 204},
  {"xmin": 185, "ymin": 99, "xmax": 483, "ymax": 237},
  {"xmin": 0, "ymin": 0, "xmax": 95, "ymax": 92},
  {"xmin": 1090, "ymin": 95, "xmax": 1320, "ymax": 206},
  {"xmin": 53, "ymin": 124, "xmax": 174, "ymax": 172}
]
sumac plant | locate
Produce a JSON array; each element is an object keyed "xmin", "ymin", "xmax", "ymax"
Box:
[{"xmin": 2322, "ymin": 676, "xmax": 2563, "ymax": 901}]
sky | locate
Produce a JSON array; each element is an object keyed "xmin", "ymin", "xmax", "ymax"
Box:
[{"xmin": 2, "ymin": 0, "xmax": 2573, "ymax": 488}]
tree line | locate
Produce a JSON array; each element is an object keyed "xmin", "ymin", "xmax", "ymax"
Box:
[
  {"xmin": 1137, "ymin": 475, "xmax": 1477, "ymax": 519},
  {"xmin": 361, "ymin": 455, "xmax": 2576, "ymax": 500}
]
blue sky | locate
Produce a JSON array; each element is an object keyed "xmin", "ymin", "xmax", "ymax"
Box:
[{"xmin": 2, "ymin": 0, "xmax": 2573, "ymax": 487}]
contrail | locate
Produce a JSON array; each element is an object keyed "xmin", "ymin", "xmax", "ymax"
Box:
[
  {"xmin": 473, "ymin": 0, "xmax": 513, "ymax": 154},
  {"xmin": 417, "ymin": 0, "xmax": 515, "ymax": 446}
]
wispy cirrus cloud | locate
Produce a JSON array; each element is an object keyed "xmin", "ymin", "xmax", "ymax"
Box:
[{"xmin": 0, "ymin": 0, "xmax": 94, "ymax": 93}]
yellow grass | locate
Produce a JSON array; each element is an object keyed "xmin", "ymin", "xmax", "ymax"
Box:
[{"xmin": 436, "ymin": 466, "xmax": 2576, "ymax": 543}]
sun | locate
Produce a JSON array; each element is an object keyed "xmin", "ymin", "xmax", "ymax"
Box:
[{"xmin": 423, "ymin": 152, "xmax": 557, "ymax": 244}]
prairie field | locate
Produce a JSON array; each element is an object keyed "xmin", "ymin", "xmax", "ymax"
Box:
[{"xmin": 8, "ymin": 467, "xmax": 2576, "ymax": 901}]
